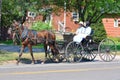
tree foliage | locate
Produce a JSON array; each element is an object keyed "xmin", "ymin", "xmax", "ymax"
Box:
[
  {"xmin": 1, "ymin": 0, "xmax": 49, "ymax": 27},
  {"xmin": 2, "ymin": 0, "xmax": 120, "ymax": 27},
  {"xmin": 0, "ymin": 0, "xmax": 1, "ymax": 25},
  {"xmin": 91, "ymin": 23, "xmax": 107, "ymax": 42},
  {"xmin": 51, "ymin": 0, "xmax": 120, "ymax": 25}
]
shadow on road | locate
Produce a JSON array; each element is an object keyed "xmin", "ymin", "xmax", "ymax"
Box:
[
  {"xmin": 16, "ymin": 57, "xmax": 99, "ymax": 64},
  {"xmin": 17, "ymin": 58, "xmax": 58, "ymax": 64}
]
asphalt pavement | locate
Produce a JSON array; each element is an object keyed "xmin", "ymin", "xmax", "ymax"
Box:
[
  {"xmin": 0, "ymin": 61, "xmax": 120, "ymax": 80},
  {"xmin": 0, "ymin": 44, "xmax": 44, "ymax": 53}
]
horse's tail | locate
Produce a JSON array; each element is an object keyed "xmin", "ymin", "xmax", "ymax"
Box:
[{"xmin": 48, "ymin": 31, "xmax": 59, "ymax": 55}]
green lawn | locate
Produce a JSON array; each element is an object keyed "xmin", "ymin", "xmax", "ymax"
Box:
[{"xmin": 0, "ymin": 51, "xmax": 45, "ymax": 65}]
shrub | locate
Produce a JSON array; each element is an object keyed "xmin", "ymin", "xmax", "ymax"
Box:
[
  {"xmin": 108, "ymin": 37, "xmax": 120, "ymax": 43},
  {"xmin": 91, "ymin": 23, "xmax": 107, "ymax": 43},
  {"xmin": 31, "ymin": 21, "xmax": 52, "ymax": 31}
]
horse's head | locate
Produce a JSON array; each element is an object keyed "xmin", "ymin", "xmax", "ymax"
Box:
[
  {"xmin": 9, "ymin": 20, "xmax": 22, "ymax": 45},
  {"xmin": 12, "ymin": 20, "xmax": 24, "ymax": 31}
]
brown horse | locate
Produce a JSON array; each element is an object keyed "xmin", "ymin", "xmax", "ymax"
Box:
[{"xmin": 10, "ymin": 21, "xmax": 59, "ymax": 64}]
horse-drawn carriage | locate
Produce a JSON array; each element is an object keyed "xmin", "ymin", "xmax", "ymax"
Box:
[
  {"xmin": 10, "ymin": 20, "xmax": 117, "ymax": 64},
  {"xmin": 48, "ymin": 32, "xmax": 117, "ymax": 63}
]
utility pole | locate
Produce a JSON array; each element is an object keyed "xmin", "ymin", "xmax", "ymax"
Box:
[{"xmin": 63, "ymin": 1, "xmax": 66, "ymax": 33}]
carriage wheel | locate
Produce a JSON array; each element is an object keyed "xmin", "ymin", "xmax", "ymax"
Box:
[
  {"xmin": 47, "ymin": 45, "xmax": 62, "ymax": 63},
  {"xmin": 82, "ymin": 43, "xmax": 97, "ymax": 61},
  {"xmin": 82, "ymin": 50, "xmax": 97, "ymax": 61},
  {"xmin": 56, "ymin": 42, "xmax": 66, "ymax": 62},
  {"xmin": 65, "ymin": 41, "xmax": 83, "ymax": 63},
  {"xmin": 98, "ymin": 38, "xmax": 117, "ymax": 62},
  {"xmin": 47, "ymin": 46, "xmax": 59, "ymax": 62}
]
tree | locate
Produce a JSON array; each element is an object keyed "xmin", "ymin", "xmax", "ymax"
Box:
[
  {"xmin": 51, "ymin": 0, "xmax": 120, "ymax": 25},
  {"xmin": 49, "ymin": 0, "xmax": 120, "ymax": 41},
  {"xmin": 0, "ymin": 0, "xmax": 2, "ymax": 40},
  {"xmin": 1, "ymin": 0, "xmax": 54, "ymax": 40},
  {"xmin": 2, "ymin": 0, "xmax": 120, "ymax": 27},
  {"xmin": 1, "ymin": 0, "xmax": 49, "ymax": 27},
  {"xmin": 0, "ymin": 0, "xmax": 1, "ymax": 24},
  {"xmin": 1, "ymin": 0, "xmax": 42, "ymax": 40}
]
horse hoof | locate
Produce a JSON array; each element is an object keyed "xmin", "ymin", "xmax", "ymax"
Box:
[
  {"xmin": 31, "ymin": 60, "xmax": 36, "ymax": 64},
  {"xmin": 55, "ymin": 59, "xmax": 59, "ymax": 62},
  {"xmin": 31, "ymin": 63, "xmax": 35, "ymax": 64},
  {"xmin": 31, "ymin": 62, "xmax": 36, "ymax": 64},
  {"xmin": 41, "ymin": 62, "xmax": 45, "ymax": 64},
  {"xmin": 16, "ymin": 61, "xmax": 19, "ymax": 65},
  {"xmin": 63, "ymin": 59, "xmax": 67, "ymax": 62},
  {"xmin": 16, "ymin": 63, "xmax": 19, "ymax": 65}
]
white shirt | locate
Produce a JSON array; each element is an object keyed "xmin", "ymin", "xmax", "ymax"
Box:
[
  {"xmin": 76, "ymin": 26, "xmax": 91, "ymax": 36},
  {"xmin": 73, "ymin": 26, "xmax": 91, "ymax": 43}
]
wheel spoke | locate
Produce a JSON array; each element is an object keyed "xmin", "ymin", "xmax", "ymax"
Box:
[
  {"xmin": 98, "ymin": 38, "xmax": 117, "ymax": 62},
  {"xmin": 65, "ymin": 41, "xmax": 83, "ymax": 63},
  {"xmin": 82, "ymin": 50, "xmax": 97, "ymax": 61}
]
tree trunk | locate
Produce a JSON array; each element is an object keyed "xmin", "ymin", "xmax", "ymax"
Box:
[
  {"xmin": 0, "ymin": 0, "xmax": 2, "ymax": 40},
  {"xmin": 21, "ymin": 10, "xmax": 27, "ymax": 24},
  {"xmin": 42, "ymin": 15, "xmax": 46, "ymax": 22}
]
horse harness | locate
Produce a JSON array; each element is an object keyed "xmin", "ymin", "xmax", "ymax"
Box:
[
  {"xmin": 21, "ymin": 28, "xmax": 37, "ymax": 44},
  {"xmin": 21, "ymin": 29, "xmax": 55, "ymax": 45}
]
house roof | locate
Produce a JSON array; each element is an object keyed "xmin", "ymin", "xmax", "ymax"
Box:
[{"xmin": 104, "ymin": 13, "xmax": 120, "ymax": 18}]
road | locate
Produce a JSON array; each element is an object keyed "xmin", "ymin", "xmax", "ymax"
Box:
[
  {"xmin": 0, "ymin": 44, "xmax": 120, "ymax": 80},
  {"xmin": 0, "ymin": 44, "xmax": 44, "ymax": 52},
  {"xmin": 0, "ymin": 58, "xmax": 120, "ymax": 80}
]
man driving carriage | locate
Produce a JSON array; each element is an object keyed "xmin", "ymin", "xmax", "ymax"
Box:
[{"xmin": 73, "ymin": 21, "xmax": 92, "ymax": 43}]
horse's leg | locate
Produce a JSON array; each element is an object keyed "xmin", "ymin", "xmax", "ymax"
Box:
[
  {"xmin": 28, "ymin": 44, "xmax": 35, "ymax": 64},
  {"xmin": 49, "ymin": 44, "xmax": 59, "ymax": 62},
  {"xmin": 17, "ymin": 45, "xmax": 25, "ymax": 65},
  {"xmin": 42, "ymin": 44, "xmax": 48, "ymax": 64}
]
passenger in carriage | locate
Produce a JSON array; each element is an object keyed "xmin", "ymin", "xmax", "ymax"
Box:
[{"xmin": 73, "ymin": 21, "xmax": 92, "ymax": 43}]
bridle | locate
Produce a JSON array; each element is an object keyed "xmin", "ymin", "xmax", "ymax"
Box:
[{"xmin": 12, "ymin": 23, "xmax": 23, "ymax": 45}]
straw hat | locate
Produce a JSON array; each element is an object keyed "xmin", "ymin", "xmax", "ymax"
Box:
[{"xmin": 79, "ymin": 21, "xmax": 84, "ymax": 25}]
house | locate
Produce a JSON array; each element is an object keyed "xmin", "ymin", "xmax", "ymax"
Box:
[
  {"xmin": 25, "ymin": 10, "xmax": 79, "ymax": 33},
  {"xmin": 25, "ymin": 11, "xmax": 120, "ymax": 37},
  {"xmin": 102, "ymin": 14, "xmax": 120, "ymax": 37},
  {"xmin": 52, "ymin": 11, "xmax": 79, "ymax": 33}
]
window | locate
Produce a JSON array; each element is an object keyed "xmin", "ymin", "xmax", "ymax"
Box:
[
  {"xmin": 114, "ymin": 19, "xmax": 118, "ymax": 27},
  {"xmin": 72, "ymin": 12, "xmax": 79, "ymax": 22},
  {"xmin": 114, "ymin": 19, "xmax": 120, "ymax": 27},
  {"xmin": 28, "ymin": 12, "xmax": 36, "ymax": 18}
]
